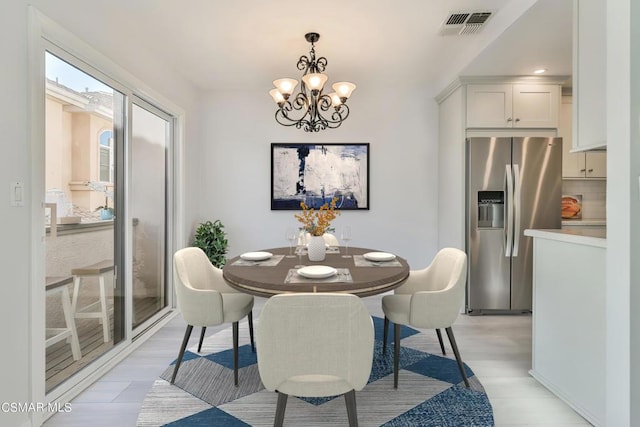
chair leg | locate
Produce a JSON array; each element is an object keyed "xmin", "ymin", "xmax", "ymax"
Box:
[
  {"xmin": 233, "ymin": 321, "xmax": 239, "ymax": 386},
  {"xmin": 171, "ymin": 324, "xmax": 193, "ymax": 384},
  {"xmin": 393, "ymin": 323, "xmax": 401, "ymax": 389},
  {"xmin": 344, "ymin": 389, "xmax": 359, "ymax": 427},
  {"xmin": 197, "ymin": 327, "xmax": 206, "ymax": 353},
  {"xmin": 436, "ymin": 328, "xmax": 447, "ymax": 355},
  {"xmin": 383, "ymin": 316, "xmax": 389, "ymax": 353},
  {"xmin": 274, "ymin": 391, "xmax": 288, "ymax": 427},
  {"xmin": 445, "ymin": 326, "xmax": 470, "ymax": 388},
  {"xmin": 248, "ymin": 311, "xmax": 255, "ymax": 353}
]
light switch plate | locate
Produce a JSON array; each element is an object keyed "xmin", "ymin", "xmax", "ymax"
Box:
[{"xmin": 10, "ymin": 181, "xmax": 24, "ymax": 206}]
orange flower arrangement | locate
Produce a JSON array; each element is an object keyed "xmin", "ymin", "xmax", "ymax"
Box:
[{"xmin": 294, "ymin": 197, "xmax": 340, "ymax": 236}]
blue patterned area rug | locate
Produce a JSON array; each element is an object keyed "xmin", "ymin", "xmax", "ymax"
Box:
[{"xmin": 137, "ymin": 317, "xmax": 494, "ymax": 426}]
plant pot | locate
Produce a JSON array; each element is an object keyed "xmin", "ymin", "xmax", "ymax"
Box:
[
  {"xmin": 307, "ymin": 235, "xmax": 326, "ymax": 261},
  {"xmin": 100, "ymin": 208, "xmax": 114, "ymax": 220}
]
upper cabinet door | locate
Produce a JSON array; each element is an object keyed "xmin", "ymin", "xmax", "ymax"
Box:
[
  {"xmin": 466, "ymin": 84, "xmax": 513, "ymax": 128},
  {"xmin": 573, "ymin": 0, "xmax": 606, "ymax": 150},
  {"xmin": 466, "ymin": 83, "xmax": 560, "ymax": 128},
  {"xmin": 512, "ymin": 84, "xmax": 560, "ymax": 128}
]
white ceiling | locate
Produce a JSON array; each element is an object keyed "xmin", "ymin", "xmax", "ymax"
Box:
[{"xmin": 38, "ymin": 0, "xmax": 572, "ymax": 95}]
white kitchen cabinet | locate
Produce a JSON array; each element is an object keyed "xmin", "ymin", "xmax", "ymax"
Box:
[
  {"xmin": 466, "ymin": 83, "xmax": 560, "ymax": 128},
  {"xmin": 560, "ymin": 96, "xmax": 606, "ymax": 178},
  {"xmin": 526, "ymin": 229, "xmax": 605, "ymax": 426},
  {"xmin": 572, "ymin": 0, "xmax": 606, "ymax": 151}
]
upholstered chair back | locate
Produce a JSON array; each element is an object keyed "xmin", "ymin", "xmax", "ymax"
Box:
[
  {"xmin": 173, "ymin": 247, "xmax": 226, "ymax": 326},
  {"xmin": 257, "ymin": 293, "xmax": 374, "ymax": 398},
  {"xmin": 408, "ymin": 248, "xmax": 467, "ymax": 329}
]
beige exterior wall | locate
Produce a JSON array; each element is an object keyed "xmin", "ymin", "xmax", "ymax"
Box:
[{"xmin": 45, "ymin": 90, "xmax": 113, "ymax": 215}]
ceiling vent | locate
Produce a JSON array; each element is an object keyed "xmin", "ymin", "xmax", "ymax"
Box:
[{"xmin": 439, "ymin": 11, "xmax": 493, "ymax": 36}]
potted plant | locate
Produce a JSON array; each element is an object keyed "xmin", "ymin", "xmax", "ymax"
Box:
[
  {"xmin": 87, "ymin": 181, "xmax": 114, "ymax": 220},
  {"xmin": 193, "ymin": 220, "xmax": 229, "ymax": 268}
]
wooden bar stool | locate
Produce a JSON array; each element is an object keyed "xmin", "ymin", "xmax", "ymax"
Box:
[
  {"xmin": 46, "ymin": 276, "xmax": 82, "ymax": 360},
  {"xmin": 71, "ymin": 260, "xmax": 114, "ymax": 343}
]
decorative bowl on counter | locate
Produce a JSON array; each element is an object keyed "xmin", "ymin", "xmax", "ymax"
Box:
[{"xmin": 561, "ymin": 195, "xmax": 582, "ymax": 219}]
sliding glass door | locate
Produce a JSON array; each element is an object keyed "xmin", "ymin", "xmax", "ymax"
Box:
[{"xmin": 43, "ymin": 47, "xmax": 174, "ymax": 395}]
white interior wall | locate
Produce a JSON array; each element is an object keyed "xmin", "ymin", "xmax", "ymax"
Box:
[
  {"xmin": 606, "ymin": 0, "xmax": 639, "ymax": 425},
  {"xmin": 0, "ymin": 2, "xmax": 33, "ymax": 425},
  {"xmin": 198, "ymin": 85, "xmax": 440, "ymax": 269},
  {"xmin": 437, "ymin": 86, "xmax": 466, "ymax": 250}
]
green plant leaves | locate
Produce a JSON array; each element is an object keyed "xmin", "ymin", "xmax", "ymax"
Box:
[{"xmin": 193, "ymin": 219, "xmax": 228, "ymax": 268}]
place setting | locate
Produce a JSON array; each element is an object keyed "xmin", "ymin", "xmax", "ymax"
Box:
[
  {"xmin": 230, "ymin": 251, "xmax": 284, "ymax": 267},
  {"xmin": 285, "ymin": 265, "xmax": 353, "ymax": 284},
  {"xmin": 353, "ymin": 251, "xmax": 403, "ymax": 267}
]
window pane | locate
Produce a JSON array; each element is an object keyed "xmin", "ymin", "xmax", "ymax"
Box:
[
  {"xmin": 99, "ymin": 146, "xmax": 110, "ymax": 181},
  {"xmin": 131, "ymin": 102, "xmax": 168, "ymax": 328}
]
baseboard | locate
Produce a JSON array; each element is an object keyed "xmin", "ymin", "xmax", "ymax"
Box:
[{"xmin": 529, "ymin": 369, "xmax": 603, "ymax": 426}]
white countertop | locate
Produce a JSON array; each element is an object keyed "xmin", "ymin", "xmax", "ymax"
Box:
[
  {"xmin": 561, "ymin": 219, "xmax": 606, "ymax": 226},
  {"xmin": 524, "ymin": 228, "xmax": 607, "ymax": 248}
]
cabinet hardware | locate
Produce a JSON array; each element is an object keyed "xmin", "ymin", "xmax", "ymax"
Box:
[
  {"xmin": 588, "ymin": 169, "xmax": 594, "ymax": 173},
  {"xmin": 515, "ymin": 118, "xmax": 520, "ymax": 122},
  {"xmin": 506, "ymin": 118, "xmax": 513, "ymax": 122},
  {"xmin": 580, "ymin": 169, "xmax": 586, "ymax": 172}
]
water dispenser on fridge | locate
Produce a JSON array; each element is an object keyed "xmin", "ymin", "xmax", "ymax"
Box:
[{"xmin": 477, "ymin": 191, "xmax": 504, "ymax": 229}]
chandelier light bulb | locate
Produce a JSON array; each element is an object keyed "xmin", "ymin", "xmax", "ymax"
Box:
[
  {"xmin": 302, "ymin": 73, "xmax": 328, "ymax": 92},
  {"xmin": 332, "ymin": 82, "xmax": 356, "ymax": 101},
  {"xmin": 269, "ymin": 88, "xmax": 285, "ymax": 105},
  {"xmin": 273, "ymin": 78, "xmax": 298, "ymax": 97},
  {"xmin": 328, "ymin": 92, "xmax": 342, "ymax": 108}
]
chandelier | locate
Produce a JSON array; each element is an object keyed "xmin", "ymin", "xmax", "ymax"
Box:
[{"xmin": 269, "ymin": 32, "xmax": 356, "ymax": 132}]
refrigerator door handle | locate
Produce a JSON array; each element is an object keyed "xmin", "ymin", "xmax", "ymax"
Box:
[
  {"xmin": 512, "ymin": 164, "xmax": 521, "ymax": 257},
  {"xmin": 504, "ymin": 164, "xmax": 513, "ymax": 257}
]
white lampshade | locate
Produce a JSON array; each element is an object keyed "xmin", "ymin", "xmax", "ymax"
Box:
[
  {"xmin": 332, "ymin": 82, "xmax": 356, "ymax": 100},
  {"xmin": 269, "ymin": 88, "xmax": 285, "ymax": 104},
  {"xmin": 302, "ymin": 73, "xmax": 329, "ymax": 91},
  {"xmin": 328, "ymin": 92, "xmax": 342, "ymax": 107},
  {"xmin": 273, "ymin": 78, "xmax": 298, "ymax": 97}
]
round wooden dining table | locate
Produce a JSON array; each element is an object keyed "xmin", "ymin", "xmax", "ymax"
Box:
[{"xmin": 223, "ymin": 246, "xmax": 409, "ymax": 297}]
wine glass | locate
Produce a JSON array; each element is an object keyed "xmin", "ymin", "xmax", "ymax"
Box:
[
  {"xmin": 341, "ymin": 226, "xmax": 352, "ymax": 258},
  {"xmin": 285, "ymin": 227, "xmax": 297, "ymax": 257},
  {"xmin": 294, "ymin": 230, "xmax": 307, "ymax": 268}
]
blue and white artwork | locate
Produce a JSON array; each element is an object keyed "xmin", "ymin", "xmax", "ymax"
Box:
[{"xmin": 271, "ymin": 143, "xmax": 369, "ymax": 210}]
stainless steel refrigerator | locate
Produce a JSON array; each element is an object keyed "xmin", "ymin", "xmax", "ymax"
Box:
[{"xmin": 466, "ymin": 137, "xmax": 562, "ymax": 313}]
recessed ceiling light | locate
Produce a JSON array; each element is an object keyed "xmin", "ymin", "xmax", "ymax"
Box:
[{"xmin": 533, "ymin": 68, "xmax": 547, "ymax": 74}]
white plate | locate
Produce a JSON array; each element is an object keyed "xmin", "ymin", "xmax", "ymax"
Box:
[
  {"xmin": 297, "ymin": 265, "xmax": 337, "ymax": 279},
  {"xmin": 240, "ymin": 251, "xmax": 273, "ymax": 261},
  {"xmin": 363, "ymin": 252, "xmax": 396, "ymax": 262}
]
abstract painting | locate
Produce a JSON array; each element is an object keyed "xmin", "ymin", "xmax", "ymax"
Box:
[{"xmin": 271, "ymin": 143, "xmax": 369, "ymax": 210}]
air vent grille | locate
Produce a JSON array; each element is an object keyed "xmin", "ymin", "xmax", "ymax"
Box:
[
  {"xmin": 440, "ymin": 10, "xmax": 493, "ymax": 36},
  {"xmin": 446, "ymin": 13, "xmax": 470, "ymax": 25},
  {"xmin": 467, "ymin": 12, "xmax": 492, "ymax": 24}
]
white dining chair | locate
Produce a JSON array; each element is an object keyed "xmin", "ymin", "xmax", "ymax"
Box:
[
  {"xmin": 322, "ymin": 232, "xmax": 340, "ymax": 246},
  {"xmin": 172, "ymin": 247, "xmax": 254, "ymax": 386},
  {"xmin": 381, "ymin": 247, "xmax": 470, "ymax": 388},
  {"xmin": 298, "ymin": 232, "xmax": 339, "ymax": 247},
  {"xmin": 257, "ymin": 293, "xmax": 374, "ymax": 427}
]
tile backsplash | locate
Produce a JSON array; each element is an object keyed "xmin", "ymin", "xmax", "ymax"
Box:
[{"xmin": 562, "ymin": 180, "xmax": 606, "ymax": 219}]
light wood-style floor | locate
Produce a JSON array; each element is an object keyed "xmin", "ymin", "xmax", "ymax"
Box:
[
  {"xmin": 44, "ymin": 295, "xmax": 592, "ymax": 426},
  {"xmin": 46, "ymin": 297, "xmax": 162, "ymax": 392}
]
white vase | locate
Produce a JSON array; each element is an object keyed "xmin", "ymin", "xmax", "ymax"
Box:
[{"xmin": 307, "ymin": 235, "xmax": 326, "ymax": 261}]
